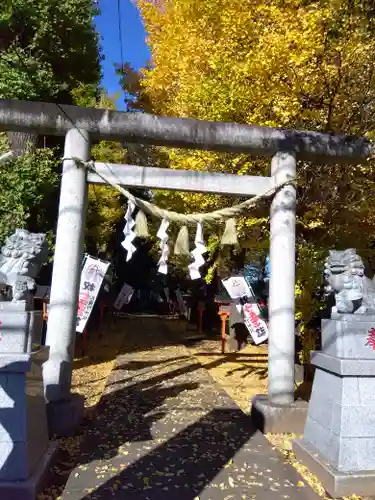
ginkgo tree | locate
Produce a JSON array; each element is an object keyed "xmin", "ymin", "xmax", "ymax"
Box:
[{"xmin": 132, "ymin": 0, "xmax": 375, "ymax": 359}]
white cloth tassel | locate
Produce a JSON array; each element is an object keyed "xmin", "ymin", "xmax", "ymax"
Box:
[
  {"xmin": 157, "ymin": 218, "xmax": 170, "ymax": 274},
  {"xmin": 188, "ymin": 222, "xmax": 207, "ymax": 280},
  {"xmin": 121, "ymin": 200, "xmax": 137, "ymax": 261}
]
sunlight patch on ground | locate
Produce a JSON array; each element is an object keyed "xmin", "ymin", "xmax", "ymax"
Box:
[{"xmin": 187, "ymin": 339, "xmax": 268, "ymax": 413}]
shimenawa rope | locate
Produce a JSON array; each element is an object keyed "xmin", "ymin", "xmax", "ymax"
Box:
[{"xmin": 66, "ymin": 157, "xmax": 295, "ymax": 224}]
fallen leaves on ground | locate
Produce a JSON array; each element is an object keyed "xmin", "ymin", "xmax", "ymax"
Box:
[
  {"xmin": 265, "ymin": 433, "xmax": 368, "ymax": 500},
  {"xmin": 71, "ymin": 324, "xmax": 124, "ymax": 408},
  {"xmin": 40, "ymin": 318, "xmax": 368, "ymax": 500},
  {"xmin": 38, "ymin": 319, "xmax": 124, "ymax": 500},
  {"xmin": 181, "ymin": 328, "xmax": 367, "ymax": 500},
  {"xmin": 186, "ymin": 338, "xmax": 268, "ymax": 413}
]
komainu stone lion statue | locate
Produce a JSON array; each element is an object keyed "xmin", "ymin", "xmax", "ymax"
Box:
[
  {"xmin": 0, "ymin": 229, "xmax": 48, "ymax": 301},
  {"xmin": 324, "ymin": 248, "xmax": 375, "ymax": 316}
]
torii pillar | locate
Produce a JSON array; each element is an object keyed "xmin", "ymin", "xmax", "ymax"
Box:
[
  {"xmin": 251, "ymin": 152, "xmax": 307, "ymax": 433},
  {"xmin": 43, "ymin": 128, "xmax": 89, "ymax": 437}
]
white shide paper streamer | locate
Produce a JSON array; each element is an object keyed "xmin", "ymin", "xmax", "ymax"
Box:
[
  {"xmin": 121, "ymin": 200, "xmax": 137, "ymax": 262},
  {"xmin": 157, "ymin": 218, "xmax": 170, "ymax": 274},
  {"xmin": 188, "ymin": 222, "xmax": 206, "ymax": 280}
]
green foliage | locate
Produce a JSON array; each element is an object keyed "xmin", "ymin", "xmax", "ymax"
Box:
[
  {"xmin": 0, "ymin": 0, "xmax": 101, "ymax": 102},
  {"xmin": 0, "ymin": 1, "xmax": 103, "ymax": 256},
  {"xmin": 0, "ymin": 137, "xmax": 59, "ymax": 248},
  {"xmin": 0, "ymin": 46, "xmax": 57, "ymax": 100},
  {"xmin": 295, "ymin": 241, "xmax": 326, "ymax": 362}
]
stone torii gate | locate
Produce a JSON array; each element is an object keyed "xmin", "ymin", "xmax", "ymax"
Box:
[{"xmin": 0, "ymin": 99, "xmax": 370, "ymax": 436}]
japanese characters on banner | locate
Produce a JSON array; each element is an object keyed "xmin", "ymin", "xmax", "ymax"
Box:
[
  {"xmin": 366, "ymin": 328, "xmax": 375, "ymax": 350},
  {"xmin": 76, "ymin": 256, "xmax": 110, "ymax": 333},
  {"xmin": 243, "ymin": 303, "xmax": 269, "ymax": 345},
  {"xmin": 221, "ymin": 276, "xmax": 253, "ymax": 300},
  {"xmin": 221, "ymin": 275, "xmax": 268, "ymax": 345},
  {"xmin": 114, "ymin": 282, "xmax": 134, "ymax": 311}
]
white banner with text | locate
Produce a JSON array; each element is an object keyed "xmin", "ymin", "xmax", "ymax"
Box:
[{"xmin": 76, "ymin": 256, "xmax": 110, "ymax": 333}]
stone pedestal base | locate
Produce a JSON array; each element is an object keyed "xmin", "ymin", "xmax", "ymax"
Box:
[
  {"xmin": 0, "ymin": 301, "xmax": 44, "ymax": 352},
  {"xmin": 0, "ymin": 348, "xmax": 57, "ymax": 498},
  {"xmin": 301, "ymin": 352, "xmax": 375, "ymax": 472},
  {"xmin": 322, "ymin": 314, "xmax": 375, "ymax": 358},
  {"xmin": 0, "ymin": 349, "xmax": 50, "ymax": 482},
  {"xmin": 0, "ymin": 442, "xmax": 58, "ymax": 500},
  {"xmin": 294, "ymin": 315, "xmax": 375, "ymax": 498},
  {"xmin": 46, "ymin": 393, "xmax": 85, "ymax": 438},
  {"xmin": 293, "ymin": 438, "xmax": 375, "ymax": 498},
  {"xmin": 250, "ymin": 394, "xmax": 308, "ymax": 434}
]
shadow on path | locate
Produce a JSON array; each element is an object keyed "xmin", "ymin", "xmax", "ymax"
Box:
[
  {"xmin": 61, "ymin": 318, "xmax": 318, "ymax": 500},
  {"xmin": 77, "ymin": 409, "xmax": 258, "ymax": 499}
]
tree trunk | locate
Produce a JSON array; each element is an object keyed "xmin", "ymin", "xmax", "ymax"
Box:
[{"xmin": 6, "ymin": 131, "xmax": 38, "ymax": 156}]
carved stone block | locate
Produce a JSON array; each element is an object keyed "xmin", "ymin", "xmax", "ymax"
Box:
[
  {"xmin": 0, "ymin": 349, "xmax": 50, "ymax": 481},
  {"xmin": 0, "ymin": 309, "xmax": 43, "ymax": 354},
  {"xmin": 322, "ymin": 315, "xmax": 375, "ymax": 359},
  {"xmin": 302, "ymin": 365, "xmax": 375, "ymax": 472}
]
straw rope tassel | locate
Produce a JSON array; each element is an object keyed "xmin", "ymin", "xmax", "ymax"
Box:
[
  {"xmin": 221, "ymin": 218, "xmax": 238, "ymax": 245},
  {"xmin": 135, "ymin": 210, "xmax": 149, "ymax": 238},
  {"xmin": 174, "ymin": 225, "xmax": 190, "ymax": 255}
]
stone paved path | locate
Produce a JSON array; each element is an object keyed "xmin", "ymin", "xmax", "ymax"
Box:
[{"xmin": 62, "ymin": 317, "xmax": 319, "ymax": 499}]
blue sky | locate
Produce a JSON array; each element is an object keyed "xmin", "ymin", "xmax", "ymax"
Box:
[{"xmin": 95, "ymin": 0, "xmax": 151, "ymax": 110}]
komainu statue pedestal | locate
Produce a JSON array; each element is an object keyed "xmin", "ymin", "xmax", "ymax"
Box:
[
  {"xmin": 293, "ymin": 315, "xmax": 375, "ymax": 498},
  {"xmin": 0, "ymin": 349, "xmax": 57, "ymax": 500},
  {"xmin": 0, "ymin": 230, "xmax": 57, "ymax": 499}
]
